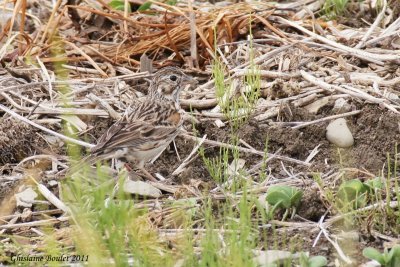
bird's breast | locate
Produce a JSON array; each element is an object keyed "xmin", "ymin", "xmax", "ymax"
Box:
[{"xmin": 166, "ymin": 112, "xmax": 182, "ymax": 126}]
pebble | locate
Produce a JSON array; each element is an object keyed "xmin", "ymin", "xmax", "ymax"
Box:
[
  {"xmin": 123, "ymin": 180, "xmax": 161, "ymax": 198},
  {"xmin": 332, "ymin": 98, "xmax": 351, "ymax": 113},
  {"xmin": 326, "ymin": 118, "xmax": 354, "ymax": 148},
  {"xmin": 15, "ymin": 187, "xmax": 37, "ymax": 208}
]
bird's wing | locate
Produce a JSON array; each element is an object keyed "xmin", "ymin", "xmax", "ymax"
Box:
[{"xmin": 91, "ymin": 120, "xmax": 179, "ymax": 155}]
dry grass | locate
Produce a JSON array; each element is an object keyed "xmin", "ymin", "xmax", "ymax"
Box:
[{"xmin": 1, "ymin": 0, "xmax": 400, "ymax": 266}]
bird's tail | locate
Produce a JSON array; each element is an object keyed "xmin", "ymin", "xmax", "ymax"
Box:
[
  {"xmin": 63, "ymin": 152, "xmax": 120, "ymax": 181},
  {"xmin": 64, "ymin": 154, "xmax": 101, "ymax": 178}
]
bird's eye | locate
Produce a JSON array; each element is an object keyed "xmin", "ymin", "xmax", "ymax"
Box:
[{"xmin": 169, "ymin": 75, "xmax": 177, "ymax": 81}]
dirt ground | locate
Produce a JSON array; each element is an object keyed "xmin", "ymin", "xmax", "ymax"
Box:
[
  {"xmin": 2, "ymin": 102, "xmax": 399, "ymax": 205},
  {"xmin": 145, "ymin": 102, "xmax": 398, "ymax": 264},
  {"xmin": 146, "ymin": 103, "xmax": 400, "ymax": 185},
  {"xmin": 1, "ymin": 101, "xmax": 399, "ymax": 265},
  {"xmin": 1, "ymin": 0, "xmax": 400, "ymax": 264}
]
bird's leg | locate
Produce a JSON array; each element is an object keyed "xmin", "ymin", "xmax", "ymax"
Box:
[
  {"xmin": 138, "ymin": 167, "xmax": 158, "ymax": 182},
  {"xmin": 124, "ymin": 163, "xmax": 133, "ymax": 172},
  {"xmin": 124, "ymin": 162, "xmax": 157, "ymax": 182},
  {"xmin": 135, "ymin": 160, "xmax": 158, "ymax": 182}
]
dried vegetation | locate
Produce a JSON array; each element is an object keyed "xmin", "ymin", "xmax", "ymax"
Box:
[{"xmin": 0, "ymin": 0, "xmax": 400, "ymax": 265}]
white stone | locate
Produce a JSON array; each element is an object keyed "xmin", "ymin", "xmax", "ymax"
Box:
[
  {"xmin": 333, "ymin": 98, "xmax": 351, "ymax": 113},
  {"xmin": 385, "ymin": 92, "xmax": 399, "ymax": 101},
  {"xmin": 253, "ymin": 250, "xmax": 303, "ymax": 266},
  {"xmin": 214, "ymin": 119, "xmax": 225, "ymax": 128},
  {"xmin": 305, "ymin": 97, "xmax": 330, "ymax": 114},
  {"xmin": 48, "ymin": 180, "xmax": 58, "ymax": 187},
  {"xmin": 227, "ymin": 159, "xmax": 246, "ymax": 176},
  {"xmin": 123, "ymin": 180, "xmax": 161, "ymax": 198},
  {"xmin": 326, "ymin": 118, "xmax": 354, "ymax": 148},
  {"xmin": 15, "ymin": 187, "xmax": 38, "ymax": 208}
]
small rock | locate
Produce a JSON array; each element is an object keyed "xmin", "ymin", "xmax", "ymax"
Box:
[
  {"xmin": 257, "ymin": 193, "xmax": 268, "ymax": 210},
  {"xmin": 214, "ymin": 119, "xmax": 225, "ymax": 128},
  {"xmin": 123, "ymin": 180, "xmax": 161, "ymax": 198},
  {"xmin": 384, "ymin": 92, "xmax": 399, "ymax": 101},
  {"xmin": 48, "ymin": 180, "xmax": 58, "ymax": 187},
  {"xmin": 305, "ymin": 97, "xmax": 330, "ymax": 114},
  {"xmin": 215, "ymin": 1, "xmax": 233, "ymax": 8},
  {"xmin": 360, "ymin": 261, "xmax": 381, "ymax": 267},
  {"xmin": 333, "ymin": 98, "xmax": 351, "ymax": 113},
  {"xmin": 20, "ymin": 208, "xmax": 33, "ymax": 222},
  {"xmin": 337, "ymin": 230, "xmax": 360, "ymax": 241},
  {"xmin": 326, "ymin": 118, "xmax": 354, "ymax": 148},
  {"xmin": 227, "ymin": 159, "xmax": 245, "ymax": 176},
  {"xmin": 253, "ymin": 249, "xmax": 303, "ymax": 266},
  {"xmin": 15, "ymin": 187, "xmax": 38, "ymax": 208},
  {"xmin": 43, "ymin": 135, "xmax": 64, "ymax": 147}
]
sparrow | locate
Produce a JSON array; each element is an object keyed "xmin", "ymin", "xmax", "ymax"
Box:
[{"xmin": 79, "ymin": 67, "xmax": 197, "ymax": 181}]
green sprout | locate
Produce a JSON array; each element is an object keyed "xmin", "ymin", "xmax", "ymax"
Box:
[
  {"xmin": 299, "ymin": 252, "xmax": 328, "ymax": 267},
  {"xmin": 265, "ymin": 185, "xmax": 303, "ymax": 220},
  {"xmin": 364, "ymin": 177, "xmax": 384, "ymax": 193},
  {"xmin": 321, "ymin": 0, "xmax": 349, "ymax": 19},
  {"xmin": 199, "ymin": 146, "xmax": 230, "ymax": 184},
  {"xmin": 363, "ymin": 245, "xmax": 400, "ymax": 267},
  {"xmin": 337, "ymin": 179, "xmax": 369, "ymax": 210},
  {"xmin": 337, "ymin": 178, "xmax": 384, "ymax": 210},
  {"xmin": 109, "ymin": 0, "xmax": 177, "ymax": 12},
  {"xmin": 212, "ymin": 18, "xmax": 260, "ymax": 131},
  {"xmin": 138, "ymin": 2, "xmax": 152, "ymax": 11},
  {"xmin": 109, "ymin": 0, "xmax": 132, "ymax": 12},
  {"xmin": 138, "ymin": 0, "xmax": 178, "ymax": 11}
]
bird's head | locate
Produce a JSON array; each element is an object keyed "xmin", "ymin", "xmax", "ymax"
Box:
[{"xmin": 149, "ymin": 67, "xmax": 198, "ymax": 103}]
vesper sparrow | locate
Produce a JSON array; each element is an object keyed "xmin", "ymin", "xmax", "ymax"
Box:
[{"xmin": 78, "ymin": 67, "xmax": 197, "ymax": 181}]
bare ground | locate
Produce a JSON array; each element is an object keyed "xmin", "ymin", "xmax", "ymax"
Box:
[{"xmin": 1, "ymin": 0, "xmax": 400, "ymax": 265}]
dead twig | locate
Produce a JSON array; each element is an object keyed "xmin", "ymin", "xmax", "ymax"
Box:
[
  {"xmin": 172, "ymin": 134, "xmax": 207, "ymax": 176},
  {"xmin": 287, "ymin": 110, "xmax": 362, "ymax": 129},
  {"xmin": 181, "ymin": 133, "xmax": 311, "ymax": 167},
  {"xmin": 277, "ymin": 17, "xmax": 400, "ymax": 65},
  {"xmin": 87, "ymin": 93, "xmax": 121, "ymax": 120},
  {"xmin": 0, "ymin": 104, "xmax": 94, "ymax": 148},
  {"xmin": 0, "ymin": 217, "xmax": 69, "ymax": 230},
  {"xmin": 355, "ymin": 0, "xmax": 387, "ymax": 49}
]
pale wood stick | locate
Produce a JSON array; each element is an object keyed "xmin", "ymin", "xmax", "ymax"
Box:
[
  {"xmin": 181, "ymin": 133, "xmax": 311, "ymax": 166},
  {"xmin": 291, "ymin": 110, "xmax": 362, "ymax": 129},
  {"xmin": 181, "ymin": 98, "xmax": 218, "ymax": 109},
  {"xmin": 0, "ymin": 104, "xmax": 95, "ymax": 148},
  {"xmin": 300, "ymin": 70, "xmax": 384, "ymax": 103},
  {"xmin": 0, "ymin": 209, "xmax": 62, "ymax": 221},
  {"xmin": 172, "ymin": 134, "xmax": 207, "ymax": 176},
  {"xmin": 64, "ymin": 41, "xmax": 108, "ymax": 77},
  {"xmin": 87, "ymin": 93, "xmax": 121, "ymax": 120},
  {"xmin": 0, "ymin": 217, "xmax": 69, "ymax": 230},
  {"xmin": 277, "ymin": 17, "xmax": 400, "ymax": 64},
  {"xmin": 355, "ymin": 0, "xmax": 387, "ymax": 49},
  {"xmin": 323, "ymin": 201, "xmax": 399, "ymax": 228}
]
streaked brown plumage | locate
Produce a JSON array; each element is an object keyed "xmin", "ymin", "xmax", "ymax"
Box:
[{"xmin": 82, "ymin": 67, "xmax": 197, "ymax": 181}]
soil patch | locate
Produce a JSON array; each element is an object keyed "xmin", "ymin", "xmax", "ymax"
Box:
[{"xmin": 150, "ymin": 103, "xmax": 400, "ymax": 186}]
